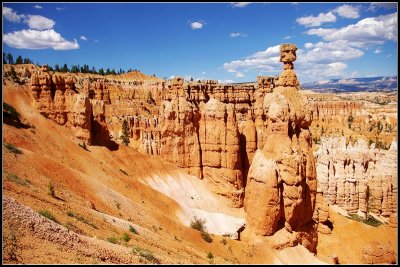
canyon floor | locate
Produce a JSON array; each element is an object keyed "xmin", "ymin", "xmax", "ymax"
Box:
[{"xmin": 3, "ymin": 82, "xmax": 397, "ymax": 264}]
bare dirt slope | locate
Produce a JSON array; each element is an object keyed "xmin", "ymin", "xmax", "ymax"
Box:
[{"xmin": 3, "ymin": 83, "xmax": 324, "ymax": 264}]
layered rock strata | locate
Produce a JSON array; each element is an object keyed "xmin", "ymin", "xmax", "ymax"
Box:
[
  {"xmin": 28, "ymin": 44, "xmax": 321, "ymax": 242},
  {"xmin": 244, "ymin": 44, "xmax": 319, "ymax": 251},
  {"xmin": 315, "ymin": 136, "xmax": 397, "ymax": 219}
]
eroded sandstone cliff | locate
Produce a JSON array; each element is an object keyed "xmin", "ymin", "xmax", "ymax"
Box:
[
  {"xmin": 27, "ymin": 44, "xmax": 323, "ymax": 247},
  {"xmin": 315, "ymin": 136, "xmax": 397, "ymax": 222}
]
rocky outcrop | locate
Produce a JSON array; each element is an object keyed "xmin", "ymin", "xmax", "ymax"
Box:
[
  {"xmin": 310, "ymin": 101, "xmax": 362, "ymax": 123},
  {"xmin": 361, "ymin": 241, "xmax": 397, "ymax": 264},
  {"xmin": 244, "ymin": 44, "xmax": 319, "ymax": 251},
  {"xmin": 315, "ymin": 136, "xmax": 397, "ymax": 218},
  {"xmin": 27, "ymin": 45, "xmax": 320, "ymax": 245}
]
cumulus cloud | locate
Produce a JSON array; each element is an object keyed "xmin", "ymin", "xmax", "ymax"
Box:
[
  {"xmin": 298, "ymin": 41, "xmax": 364, "ymax": 64},
  {"xmin": 3, "ymin": 6, "xmax": 79, "ymax": 50},
  {"xmin": 223, "ymin": 39, "xmax": 366, "ymax": 81},
  {"xmin": 296, "ymin": 11, "xmax": 336, "ymax": 27},
  {"xmin": 284, "ymin": 35, "xmax": 291, "ymax": 40},
  {"xmin": 306, "ymin": 12, "xmax": 398, "ymax": 47},
  {"xmin": 374, "ymin": 49, "xmax": 382, "ymax": 54},
  {"xmin": 80, "ymin": 35, "xmax": 88, "ymax": 41},
  {"xmin": 3, "ymin": 29, "xmax": 79, "ymax": 50},
  {"xmin": 34, "ymin": 5, "xmax": 43, "ymax": 9},
  {"xmin": 368, "ymin": 3, "xmax": 397, "ymax": 12},
  {"xmin": 333, "ymin": 4, "xmax": 360, "ymax": 19},
  {"xmin": 231, "ymin": 2, "xmax": 251, "ymax": 8},
  {"xmin": 3, "ymin": 6, "xmax": 25, "ymax": 22},
  {"xmin": 190, "ymin": 21, "xmax": 204, "ymax": 30},
  {"xmin": 230, "ymin": 32, "xmax": 247, "ymax": 38},
  {"xmin": 26, "ymin": 15, "xmax": 55, "ymax": 30}
]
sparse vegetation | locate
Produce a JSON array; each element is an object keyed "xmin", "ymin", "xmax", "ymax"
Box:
[
  {"xmin": 220, "ymin": 239, "xmax": 227, "ymax": 245},
  {"xmin": 48, "ymin": 181, "xmax": 56, "ymax": 198},
  {"xmin": 121, "ymin": 233, "xmax": 131, "ymax": 242},
  {"xmin": 4, "ymin": 171, "xmax": 30, "ymax": 186},
  {"xmin": 347, "ymin": 213, "xmax": 383, "ymax": 227},
  {"xmin": 201, "ymin": 231, "xmax": 213, "ymax": 243},
  {"xmin": 120, "ymin": 119, "xmax": 130, "ymax": 146},
  {"xmin": 4, "ymin": 143, "xmax": 22, "ymax": 154},
  {"xmin": 190, "ymin": 216, "xmax": 206, "ymax": 232},
  {"xmin": 106, "ymin": 237, "xmax": 118, "ymax": 244},
  {"xmin": 38, "ymin": 210, "xmax": 58, "ymax": 223},
  {"xmin": 207, "ymin": 251, "xmax": 214, "ymax": 263},
  {"xmin": 191, "ymin": 216, "xmax": 213, "ymax": 243},
  {"xmin": 133, "ymin": 247, "xmax": 160, "ymax": 264},
  {"xmin": 66, "ymin": 210, "xmax": 98, "ymax": 229},
  {"xmin": 129, "ymin": 225, "xmax": 138, "ymax": 235}
]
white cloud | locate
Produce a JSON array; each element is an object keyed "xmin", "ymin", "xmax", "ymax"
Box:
[
  {"xmin": 304, "ymin": 42, "xmax": 313, "ymax": 49},
  {"xmin": 3, "ymin": 29, "xmax": 79, "ymax": 50},
  {"xmin": 231, "ymin": 3, "xmax": 251, "ymax": 8},
  {"xmin": 333, "ymin": 5, "xmax": 360, "ymax": 19},
  {"xmin": 284, "ymin": 35, "xmax": 291, "ymax": 40},
  {"xmin": 230, "ymin": 32, "xmax": 247, "ymax": 38},
  {"xmin": 298, "ymin": 41, "xmax": 364, "ymax": 64},
  {"xmin": 368, "ymin": 3, "xmax": 397, "ymax": 12},
  {"xmin": 34, "ymin": 5, "xmax": 43, "ymax": 9},
  {"xmin": 190, "ymin": 21, "xmax": 204, "ymax": 30},
  {"xmin": 306, "ymin": 12, "xmax": 398, "ymax": 47},
  {"xmin": 235, "ymin": 72, "xmax": 245, "ymax": 78},
  {"xmin": 26, "ymin": 15, "xmax": 55, "ymax": 30},
  {"xmin": 202, "ymin": 71, "xmax": 206, "ymax": 75},
  {"xmin": 56, "ymin": 7, "xmax": 66, "ymax": 11},
  {"xmin": 296, "ymin": 11, "xmax": 336, "ymax": 27},
  {"xmin": 80, "ymin": 35, "xmax": 88, "ymax": 41},
  {"xmin": 94, "ymin": 39, "xmax": 99, "ymax": 43},
  {"xmin": 374, "ymin": 49, "xmax": 382, "ymax": 54},
  {"xmin": 3, "ymin": 6, "xmax": 26, "ymax": 22}
]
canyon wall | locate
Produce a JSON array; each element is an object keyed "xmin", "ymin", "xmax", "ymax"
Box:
[
  {"xmin": 27, "ymin": 44, "xmax": 325, "ymax": 246},
  {"xmin": 315, "ymin": 136, "xmax": 397, "ymax": 222}
]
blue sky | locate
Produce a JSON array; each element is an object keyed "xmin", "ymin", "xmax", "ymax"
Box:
[{"xmin": 2, "ymin": 2, "xmax": 398, "ymax": 83}]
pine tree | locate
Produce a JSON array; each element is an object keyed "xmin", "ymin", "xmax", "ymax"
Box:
[
  {"xmin": 7, "ymin": 53, "xmax": 14, "ymax": 64},
  {"xmin": 91, "ymin": 66, "xmax": 97, "ymax": 74},
  {"xmin": 16, "ymin": 55, "xmax": 23, "ymax": 64},
  {"xmin": 98, "ymin": 68, "xmax": 105, "ymax": 76},
  {"xmin": 3, "ymin": 52, "xmax": 7, "ymax": 64},
  {"xmin": 105, "ymin": 68, "xmax": 111, "ymax": 75},
  {"xmin": 121, "ymin": 119, "xmax": 130, "ymax": 146},
  {"xmin": 23, "ymin": 58, "xmax": 32, "ymax": 64},
  {"xmin": 61, "ymin": 63, "xmax": 69, "ymax": 73},
  {"xmin": 54, "ymin": 64, "xmax": 60, "ymax": 72}
]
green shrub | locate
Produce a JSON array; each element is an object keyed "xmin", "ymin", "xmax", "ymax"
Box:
[
  {"xmin": 201, "ymin": 231, "xmax": 213, "ymax": 243},
  {"xmin": 67, "ymin": 210, "xmax": 75, "ymax": 217},
  {"xmin": 129, "ymin": 225, "xmax": 138, "ymax": 235},
  {"xmin": 39, "ymin": 210, "xmax": 57, "ymax": 223},
  {"xmin": 48, "ymin": 181, "xmax": 56, "ymax": 198},
  {"xmin": 190, "ymin": 216, "xmax": 206, "ymax": 232},
  {"xmin": 4, "ymin": 143, "xmax": 22, "ymax": 154},
  {"xmin": 347, "ymin": 213, "xmax": 383, "ymax": 227},
  {"xmin": 207, "ymin": 251, "xmax": 214, "ymax": 261},
  {"xmin": 133, "ymin": 247, "xmax": 159, "ymax": 264},
  {"xmin": 121, "ymin": 233, "xmax": 131, "ymax": 242},
  {"xmin": 106, "ymin": 237, "xmax": 118, "ymax": 244},
  {"xmin": 4, "ymin": 171, "xmax": 30, "ymax": 186},
  {"xmin": 220, "ymin": 239, "xmax": 227, "ymax": 245}
]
